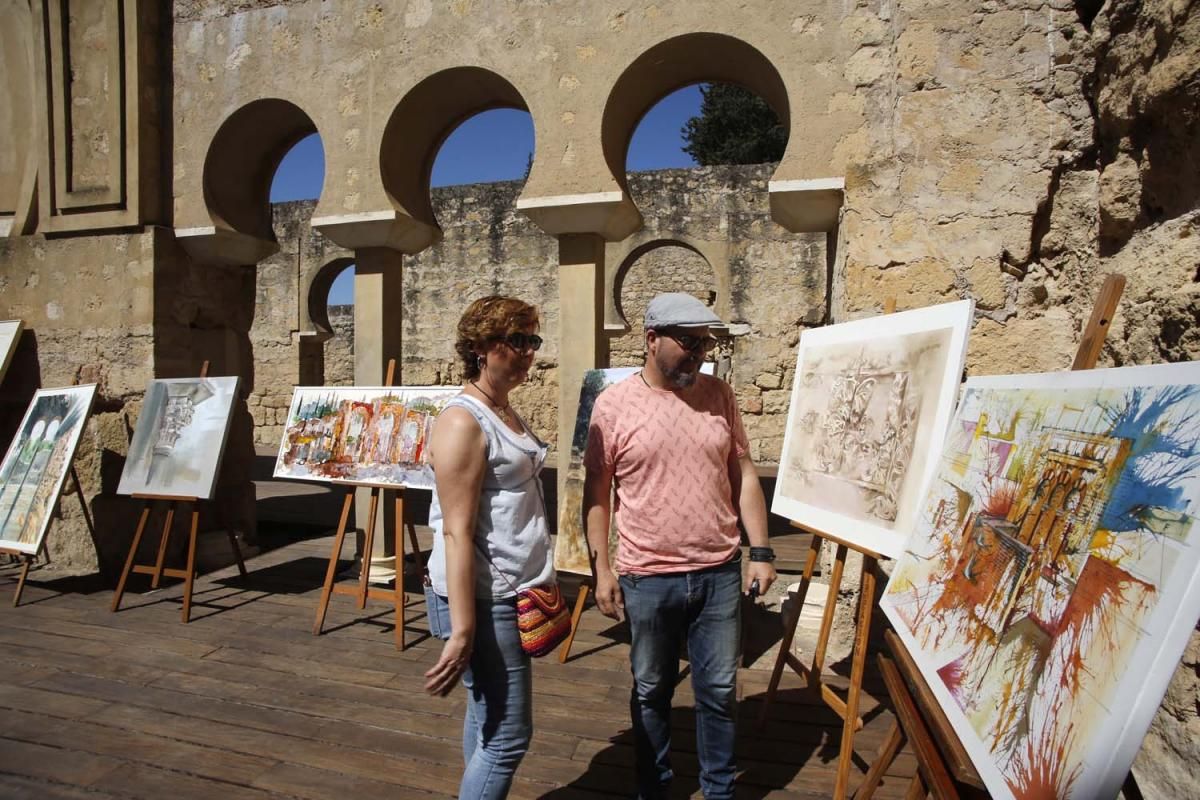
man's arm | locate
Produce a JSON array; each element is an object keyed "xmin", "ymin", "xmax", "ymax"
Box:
[
  {"xmin": 583, "ymin": 462, "xmax": 624, "ymax": 620},
  {"xmin": 738, "ymin": 452, "xmax": 776, "ymax": 595}
]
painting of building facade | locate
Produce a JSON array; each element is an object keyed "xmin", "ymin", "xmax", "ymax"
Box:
[
  {"xmin": 773, "ymin": 300, "xmax": 973, "ymax": 557},
  {"xmin": 274, "ymin": 387, "xmax": 457, "ymax": 489},
  {"xmin": 881, "ymin": 364, "xmax": 1200, "ymax": 800},
  {"xmin": 555, "ymin": 367, "xmax": 638, "ymax": 575},
  {"xmin": 118, "ymin": 377, "xmax": 240, "ymax": 499},
  {"xmin": 0, "ymin": 320, "xmax": 22, "ymax": 384},
  {"xmin": 0, "ymin": 386, "xmax": 96, "ymax": 553}
]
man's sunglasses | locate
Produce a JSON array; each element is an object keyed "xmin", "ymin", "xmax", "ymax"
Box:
[
  {"xmin": 661, "ymin": 331, "xmax": 718, "ymax": 354},
  {"xmin": 498, "ymin": 332, "xmax": 544, "ymax": 352}
]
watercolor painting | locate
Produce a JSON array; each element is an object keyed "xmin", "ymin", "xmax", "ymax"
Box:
[
  {"xmin": 881, "ymin": 363, "xmax": 1200, "ymax": 800},
  {"xmin": 0, "ymin": 385, "xmax": 97, "ymax": 554},
  {"xmin": 274, "ymin": 386, "xmax": 457, "ymax": 489},
  {"xmin": 773, "ymin": 300, "xmax": 973, "ymax": 557},
  {"xmin": 118, "ymin": 377, "xmax": 241, "ymax": 500},
  {"xmin": 555, "ymin": 367, "xmax": 639, "ymax": 575}
]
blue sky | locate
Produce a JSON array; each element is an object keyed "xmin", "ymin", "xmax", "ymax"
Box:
[{"xmin": 271, "ymin": 85, "xmax": 704, "ymax": 305}]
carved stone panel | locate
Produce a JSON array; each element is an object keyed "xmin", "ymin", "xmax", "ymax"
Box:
[{"xmin": 34, "ymin": 0, "xmax": 160, "ymax": 233}]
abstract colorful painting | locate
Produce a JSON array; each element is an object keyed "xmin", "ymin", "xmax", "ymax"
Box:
[
  {"xmin": 274, "ymin": 386, "xmax": 457, "ymax": 489},
  {"xmin": 0, "ymin": 320, "xmax": 22, "ymax": 384},
  {"xmin": 118, "ymin": 377, "xmax": 240, "ymax": 500},
  {"xmin": 881, "ymin": 363, "xmax": 1200, "ymax": 800},
  {"xmin": 555, "ymin": 367, "xmax": 638, "ymax": 575},
  {"xmin": 773, "ymin": 300, "xmax": 973, "ymax": 557},
  {"xmin": 0, "ymin": 385, "xmax": 96, "ymax": 554}
]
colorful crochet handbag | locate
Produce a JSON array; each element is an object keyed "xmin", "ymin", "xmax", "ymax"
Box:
[{"xmin": 515, "ymin": 583, "xmax": 571, "ymax": 657}]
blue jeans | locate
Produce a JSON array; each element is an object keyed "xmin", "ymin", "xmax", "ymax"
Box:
[
  {"xmin": 427, "ymin": 588, "xmax": 532, "ymax": 800},
  {"xmin": 620, "ymin": 559, "xmax": 741, "ymax": 800}
]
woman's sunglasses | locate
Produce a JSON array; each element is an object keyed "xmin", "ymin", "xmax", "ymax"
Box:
[{"xmin": 499, "ymin": 332, "xmax": 544, "ymax": 352}]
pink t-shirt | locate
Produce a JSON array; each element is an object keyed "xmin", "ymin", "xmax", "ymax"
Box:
[{"xmin": 584, "ymin": 372, "xmax": 750, "ymax": 575}]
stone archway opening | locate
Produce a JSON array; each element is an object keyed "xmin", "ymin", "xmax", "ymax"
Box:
[
  {"xmin": 611, "ymin": 241, "xmax": 719, "ymax": 367},
  {"xmin": 310, "ymin": 259, "xmax": 356, "ymax": 388},
  {"xmin": 601, "ymin": 33, "xmax": 790, "ymax": 198},
  {"xmin": 203, "ymin": 98, "xmax": 321, "ymax": 245},
  {"xmin": 380, "ymin": 67, "xmax": 535, "ymax": 235}
]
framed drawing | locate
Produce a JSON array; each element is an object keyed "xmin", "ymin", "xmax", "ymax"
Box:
[
  {"xmin": 0, "ymin": 385, "xmax": 97, "ymax": 553},
  {"xmin": 555, "ymin": 367, "xmax": 639, "ymax": 575},
  {"xmin": 118, "ymin": 377, "xmax": 241, "ymax": 500},
  {"xmin": 274, "ymin": 386, "xmax": 458, "ymax": 489},
  {"xmin": 881, "ymin": 363, "xmax": 1200, "ymax": 799},
  {"xmin": 773, "ymin": 299, "xmax": 973, "ymax": 557},
  {"xmin": 0, "ymin": 320, "xmax": 23, "ymax": 384}
]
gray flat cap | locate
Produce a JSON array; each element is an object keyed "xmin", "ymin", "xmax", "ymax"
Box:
[{"xmin": 644, "ymin": 292, "xmax": 724, "ymax": 329}]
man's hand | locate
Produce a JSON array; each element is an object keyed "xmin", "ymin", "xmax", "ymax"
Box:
[
  {"xmin": 746, "ymin": 561, "xmax": 776, "ymax": 597},
  {"xmin": 594, "ymin": 570, "xmax": 625, "ymax": 621}
]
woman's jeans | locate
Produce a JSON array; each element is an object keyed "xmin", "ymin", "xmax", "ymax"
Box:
[
  {"xmin": 619, "ymin": 559, "xmax": 741, "ymax": 800},
  {"xmin": 427, "ymin": 589, "xmax": 532, "ymax": 800}
]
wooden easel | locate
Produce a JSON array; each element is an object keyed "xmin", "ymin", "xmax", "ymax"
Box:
[
  {"xmin": 1, "ymin": 465, "xmax": 94, "ymax": 606},
  {"xmin": 559, "ymin": 576, "xmax": 592, "ymax": 663},
  {"xmin": 110, "ymin": 361, "xmax": 248, "ymax": 623},
  {"xmin": 855, "ymin": 274, "xmax": 1128, "ymax": 799},
  {"xmin": 2, "ymin": 371, "xmax": 101, "ymax": 606},
  {"xmin": 311, "ymin": 359, "xmax": 425, "ymax": 651},
  {"xmin": 758, "ymin": 297, "xmax": 901, "ymax": 800}
]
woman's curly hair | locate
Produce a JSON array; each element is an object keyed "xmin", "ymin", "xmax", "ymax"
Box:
[{"xmin": 455, "ymin": 296, "xmax": 540, "ymax": 380}]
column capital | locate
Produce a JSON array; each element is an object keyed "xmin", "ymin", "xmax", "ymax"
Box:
[
  {"xmin": 518, "ymin": 191, "xmax": 642, "ymax": 241},
  {"xmin": 769, "ymin": 177, "xmax": 845, "ymax": 233}
]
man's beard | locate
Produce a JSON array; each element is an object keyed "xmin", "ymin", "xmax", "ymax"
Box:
[{"xmin": 657, "ymin": 354, "xmax": 698, "ymax": 389}]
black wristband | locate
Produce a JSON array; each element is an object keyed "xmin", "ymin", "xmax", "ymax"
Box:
[{"xmin": 749, "ymin": 546, "xmax": 775, "ymax": 563}]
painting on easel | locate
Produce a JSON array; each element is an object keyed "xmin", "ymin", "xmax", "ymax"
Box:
[
  {"xmin": 0, "ymin": 320, "xmax": 22, "ymax": 384},
  {"xmin": 273, "ymin": 386, "xmax": 458, "ymax": 489},
  {"xmin": 118, "ymin": 377, "xmax": 241, "ymax": 500},
  {"xmin": 881, "ymin": 363, "xmax": 1200, "ymax": 800},
  {"xmin": 0, "ymin": 385, "xmax": 97, "ymax": 553},
  {"xmin": 773, "ymin": 299, "xmax": 973, "ymax": 557},
  {"xmin": 555, "ymin": 367, "xmax": 638, "ymax": 575}
]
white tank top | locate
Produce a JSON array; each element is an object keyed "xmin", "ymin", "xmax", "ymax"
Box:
[{"xmin": 427, "ymin": 394, "xmax": 555, "ymax": 599}]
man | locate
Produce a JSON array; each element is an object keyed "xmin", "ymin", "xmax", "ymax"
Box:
[{"xmin": 583, "ymin": 292, "xmax": 776, "ymax": 800}]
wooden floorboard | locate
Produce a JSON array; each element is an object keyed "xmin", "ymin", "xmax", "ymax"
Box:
[{"xmin": 0, "ymin": 527, "xmax": 917, "ymax": 798}]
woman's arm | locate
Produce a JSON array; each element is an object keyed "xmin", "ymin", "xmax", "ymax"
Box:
[{"xmin": 423, "ymin": 406, "xmax": 486, "ymax": 697}]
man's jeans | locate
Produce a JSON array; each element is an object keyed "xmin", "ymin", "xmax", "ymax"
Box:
[
  {"xmin": 620, "ymin": 559, "xmax": 741, "ymax": 800},
  {"xmin": 427, "ymin": 590, "xmax": 532, "ymax": 800}
]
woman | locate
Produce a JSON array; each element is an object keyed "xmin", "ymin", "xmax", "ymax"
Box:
[{"xmin": 423, "ymin": 295, "xmax": 554, "ymax": 800}]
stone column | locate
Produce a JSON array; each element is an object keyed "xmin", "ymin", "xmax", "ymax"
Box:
[
  {"xmin": 353, "ymin": 247, "xmax": 404, "ymax": 583},
  {"xmin": 556, "ymin": 234, "xmax": 609, "ymax": 502}
]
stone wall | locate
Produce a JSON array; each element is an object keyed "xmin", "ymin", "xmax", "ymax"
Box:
[{"xmin": 257, "ymin": 165, "xmax": 825, "ymax": 459}]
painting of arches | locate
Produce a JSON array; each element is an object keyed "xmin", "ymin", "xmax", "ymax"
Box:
[
  {"xmin": 0, "ymin": 320, "xmax": 21, "ymax": 384},
  {"xmin": 773, "ymin": 300, "xmax": 973, "ymax": 557},
  {"xmin": 118, "ymin": 377, "xmax": 241, "ymax": 500},
  {"xmin": 0, "ymin": 385, "xmax": 96, "ymax": 554},
  {"xmin": 273, "ymin": 386, "xmax": 457, "ymax": 489},
  {"xmin": 881, "ymin": 363, "xmax": 1200, "ymax": 800}
]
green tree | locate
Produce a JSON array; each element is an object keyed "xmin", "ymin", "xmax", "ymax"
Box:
[{"xmin": 682, "ymin": 83, "xmax": 787, "ymax": 166}]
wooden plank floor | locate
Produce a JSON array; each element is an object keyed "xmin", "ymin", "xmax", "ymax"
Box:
[{"xmin": 0, "ymin": 527, "xmax": 917, "ymax": 799}]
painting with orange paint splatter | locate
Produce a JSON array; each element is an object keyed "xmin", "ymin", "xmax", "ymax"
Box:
[{"xmin": 882, "ymin": 363, "xmax": 1200, "ymax": 800}]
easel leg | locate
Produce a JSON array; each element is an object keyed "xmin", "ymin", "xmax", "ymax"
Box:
[
  {"xmin": 759, "ymin": 534, "xmax": 823, "ymax": 727},
  {"xmin": 854, "ymin": 721, "xmax": 905, "ymax": 800},
  {"xmin": 834, "ymin": 556, "xmax": 877, "ymax": 799},
  {"xmin": 358, "ymin": 488, "xmax": 380, "ymax": 610},
  {"xmin": 12, "ymin": 555, "xmax": 35, "ymax": 607},
  {"xmin": 559, "ymin": 580, "xmax": 592, "ymax": 664},
  {"xmin": 181, "ymin": 505, "xmax": 200, "ymax": 624},
  {"xmin": 814, "ymin": 543, "xmax": 849, "ymax": 679},
  {"xmin": 313, "ymin": 491, "xmax": 354, "ymax": 635},
  {"xmin": 903, "ymin": 774, "xmax": 927, "ymax": 800},
  {"xmin": 218, "ymin": 503, "xmax": 247, "ymax": 577},
  {"xmin": 394, "ymin": 491, "xmax": 405, "ymax": 651},
  {"xmin": 150, "ymin": 502, "xmax": 177, "ymax": 589},
  {"xmin": 112, "ymin": 502, "xmax": 152, "ymax": 612},
  {"xmin": 69, "ymin": 466, "xmax": 99, "ymax": 543}
]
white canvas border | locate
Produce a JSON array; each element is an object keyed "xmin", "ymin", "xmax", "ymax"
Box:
[{"xmin": 772, "ymin": 299, "xmax": 973, "ymax": 558}]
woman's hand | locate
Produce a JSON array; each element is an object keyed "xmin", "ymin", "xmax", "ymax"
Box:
[{"xmin": 424, "ymin": 633, "xmax": 473, "ymax": 697}]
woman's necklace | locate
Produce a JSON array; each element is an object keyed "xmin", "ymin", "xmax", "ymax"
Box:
[{"xmin": 470, "ymin": 380, "xmax": 509, "ymax": 414}]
